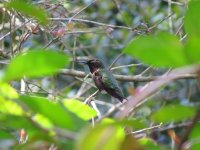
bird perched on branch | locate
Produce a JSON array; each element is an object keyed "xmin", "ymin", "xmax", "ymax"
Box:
[{"xmin": 76, "ymin": 57, "xmax": 126, "ymax": 103}]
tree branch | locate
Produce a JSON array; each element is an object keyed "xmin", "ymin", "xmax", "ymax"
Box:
[
  {"xmin": 116, "ymin": 64, "xmax": 200, "ymax": 119},
  {"xmin": 60, "ymin": 69, "xmax": 197, "ymax": 82}
]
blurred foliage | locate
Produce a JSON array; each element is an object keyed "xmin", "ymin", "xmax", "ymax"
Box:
[
  {"xmin": 3, "ymin": 50, "xmax": 69, "ymax": 81},
  {"xmin": 124, "ymin": 32, "xmax": 187, "ymax": 67},
  {"xmin": 151, "ymin": 104, "xmax": 197, "ymax": 123},
  {"xmin": 0, "ymin": 0, "xmax": 200, "ymax": 150},
  {"xmin": 6, "ymin": 0, "xmax": 49, "ymax": 25}
]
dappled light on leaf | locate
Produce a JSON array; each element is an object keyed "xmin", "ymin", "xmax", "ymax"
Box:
[
  {"xmin": 19, "ymin": 95, "xmax": 86, "ymax": 131},
  {"xmin": 63, "ymin": 99, "xmax": 97, "ymax": 121},
  {"xmin": 33, "ymin": 114, "xmax": 54, "ymax": 129},
  {"xmin": 0, "ymin": 82, "xmax": 18, "ymax": 99},
  {"xmin": 76, "ymin": 125, "xmax": 125, "ymax": 150},
  {"xmin": 0, "ymin": 96, "xmax": 24, "ymax": 115}
]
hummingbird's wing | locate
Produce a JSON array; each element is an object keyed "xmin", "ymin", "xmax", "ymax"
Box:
[{"xmin": 101, "ymin": 70, "xmax": 125, "ymax": 99}]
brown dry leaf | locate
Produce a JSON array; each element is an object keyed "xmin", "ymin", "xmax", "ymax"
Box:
[
  {"xmin": 167, "ymin": 130, "xmax": 181, "ymax": 144},
  {"xmin": 66, "ymin": 21, "xmax": 74, "ymax": 31},
  {"xmin": 128, "ymin": 86, "xmax": 136, "ymax": 96},
  {"xmin": 53, "ymin": 27, "xmax": 65, "ymax": 37}
]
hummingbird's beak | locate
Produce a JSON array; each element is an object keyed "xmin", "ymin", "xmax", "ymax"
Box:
[
  {"xmin": 74, "ymin": 56, "xmax": 91, "ymax": 64},
  {"xmin": 75, "ymin": 60, "xmax": 88, "ymax": 64}
]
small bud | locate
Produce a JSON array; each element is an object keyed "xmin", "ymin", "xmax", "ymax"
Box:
[
  {"xmin": 53, "ymin": 27, "xmax": 65, "ymax": 37},
  {"xmin": 18, "ymin": 128, "xmax": 28, "ymax": 144},
  {"xmin": 66, "ymin": 21, "xmax": 74, "ymax": 31}
]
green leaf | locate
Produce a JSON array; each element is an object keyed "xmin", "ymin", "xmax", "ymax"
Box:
[
  {"xmin": 189, "ymin": 123, "xmax": 200, "ymax": 150},
  {"xmin": 33, "ymin": 114, "xmax": 53, "ymax": 129},
  {"xmin": 184, "ymin": 37, "xmax": 200, "ymax": 64},
  {"xmin": 19, "ymin": 95, "xmax": 86, "ymax": 131},
  {"xmin": 76, "ymin": 125, "xmax": 125, "ymax": 150},
  {"xmin": 184, "ymin": 1, "xmax": 200, "ymax": 36},
  {"xmin": 190, "ymin": 123, "xmax": 200, "ymax": 139},
  {"xmin": 120, "ymin": 119, "xmax": 147, "ymax": 130},
  {"xmin": 101, "ymin": 118, "xmax": 147, "ymax": 130},
  {"xmin": 138, "ymin": 138, "xmax": 161, "ymax": 150},
  {"xmin": 124, "ymin": 32, "xmax": 187, "ymax": 67},
  {"xmin": 0, "ymin": 82, "xmax": 18, "ymax": 99},
  {"xmin": 182, "ymin": 1, "xmax": 200, "ymax": 64},
  {"xmin": 0, "ymin": 114, "xmax": 53, "ymax": 141},
  {"xmin": 0, "ymin": 96, "xmax": 24, "ymax": 115},
  {"xmin": 3, "ymin": 50, "xmax": 69, "ymax": 81},
  {"xmin": 151, "ymin": 104, "xmax": 197, "ymax": 123},
  {"xmin": 0, "ymin": 114, "xmax": 38, "ymax": 130},
  {"xmin": 63, "ymin": 99, "xmax": 97, "ymax": 121},
  {"xmin": 6, "ymin": 0, "xmax": 49, "ymax": 25},
  {"xmin": 0, "ymin": 130, "xmax": 14, "ymax": 139}
]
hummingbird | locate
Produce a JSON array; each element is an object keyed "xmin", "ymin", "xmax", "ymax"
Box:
[{"xmin": 77, "ymin": 57, "xmax": 126, "ymax": 103}]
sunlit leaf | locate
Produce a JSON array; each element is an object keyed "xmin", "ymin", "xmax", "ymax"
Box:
[
  {"xmin": 19, "ymin": 95, "xmax": 86, "ymax": 131},
  {"xmin": 184, "ymin": 1, "xmax": 200, "ymax": 36},
  {"xmin": 151, "ymin": 104, "xmax": 197, "ymax": 123},
  {"xmin": 76, "ymin": 125, "xmax": 125, "ymax": 150},
  {"xmin": 0, "ymin": 82, "xmax": 18, "ymax": 99},
  {"xmin": 100, "ymin": 118, "xmax": 116, "ymax": 124},
  {"xmin": 63, "ymin": 99, "xmax": 97, "ymax": 121},
  {"xmin": 6, "ymin": 0, "xmax": 49, "ymax": 25},
  {"xmin": 121, "ymin": 119, "xmax": 147, "ymax": 130},
  {"xmin": 124, "ymin": 32, "xmax": 187, "ymax": 67},
  {"xmin": 101, "ymin": 118, "xmax": 147, "ymax": 130},
  {"xmin": 0, "ymin": 96, "xmax": 23, "ymax": 115},
  {"xmin": 33, "ymin": 114, "xmax": 53, "ymax": 129},
  {"xmin": 138, "ymin": 138, "xmax": 161, "ymax": 150},
  {"xmin": 3, "ymin": 50, "xmax": 69, "ymax": 81}
]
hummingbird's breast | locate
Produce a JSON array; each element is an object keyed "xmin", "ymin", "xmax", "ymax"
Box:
[{"xmin": 92, "ymin": 70, "xmax": 104, "ymax": 91}]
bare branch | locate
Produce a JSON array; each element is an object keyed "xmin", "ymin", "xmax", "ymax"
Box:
[
  {"xmin": 117, "ymin": 64, "xmax": 200, "ymax": 119},
  {"xmin": 50, "ymin": 18, "xmax": 134, "ymax": 30},
  {"xmin": 60, "ymin": 69, "xmax": 197, "ymax": 82}
]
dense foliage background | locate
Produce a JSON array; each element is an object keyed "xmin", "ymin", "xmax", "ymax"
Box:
[{"xmin": 0, "ymin": 0, "xmax": 200, "ymax": 150}]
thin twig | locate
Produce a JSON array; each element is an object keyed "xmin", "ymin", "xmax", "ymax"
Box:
[
  {"xmin": 84, "ymin": 90, "xmax": 99, "ymax": 104},
  {"xmin": 43, "ymin": 37, "xmax": 59, "ymax": 49},
  {"xmin": 130, "ymin": 123, "xmax": 163, "ymax": 134},
  {"xmin": 96, "ymin": 102, "xmax": 124, "ymax": 122},
  {"xmin": 136, "ymin": 66, "xmax": 153, "ymax": 76},
  {"xmin": 0, "ymin": 20, "xmax": 31, "ymax": 41},
  {"xmin": 167, "ymin": 0, "xmax": 173, "ymax": 33},
  {"xmin": 109, "ymin": 52, "xmax": 124, "ymax": 69},
  {"xmin": 50, "ymin": 18, "xmax": 134, "ymax": 30},
  {"xmin": 90, "ymin": 101, "xmax": 101, "ymax": 118},
  {"xmin": 69, "ymin": 0, "xmax": 97, "ymax": 21},
  {"xmin": 162, "ymin": 0, "xmax": 185, "ymax": 6},
  {"xmin": 149, "ymin": 13, "xmax": 174, "ymax": 31},
  {"xmin": 111, "ymin": 63, "xmax": 142, "ymax": 71}
]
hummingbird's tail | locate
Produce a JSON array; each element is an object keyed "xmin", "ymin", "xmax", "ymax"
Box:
[{"xmin": 119, "ymin": 97, "xmax": 128, "ymax": 103}]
